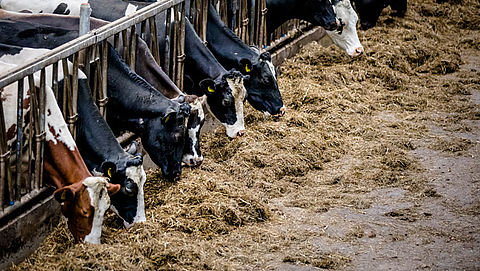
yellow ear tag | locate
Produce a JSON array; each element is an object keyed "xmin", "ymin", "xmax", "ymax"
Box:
[
  {"xmin": 107, "ymin": 168, "xmax": 113, "ymax": 178},
  {"xmin": 164, "ymin": 114, "xmax": 171, "ymax": 124},
  {"xmin": 207, "ymin": 86, "xmax": 215, "ymax": 93},
  {"xmin": 61, "ymin": 191, "xmax": 67, "ymax": 201},
  {"xmin": 245, "ymin": 64, "xmax": 251, "ymax": 73}
]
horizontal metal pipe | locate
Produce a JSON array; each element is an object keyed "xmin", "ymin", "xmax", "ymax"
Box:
[{"xmin": 0, "ymin": 0, "xmax": 184, "ymax": 89}]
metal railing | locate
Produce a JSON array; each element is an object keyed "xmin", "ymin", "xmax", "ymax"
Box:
[{"xmin": 0, "ymin": 0, "xmax": 187, "ymax": 221}]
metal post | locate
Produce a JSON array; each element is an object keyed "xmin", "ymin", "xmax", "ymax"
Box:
[{"xmin": 79, "ymin": 3, "xmax": 92, "ymax": 36}]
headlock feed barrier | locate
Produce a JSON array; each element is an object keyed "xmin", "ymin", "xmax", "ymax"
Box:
[
  {"xmin": 0, "ymin": 0, "xmax": 327, "ymax": 266},
  {"xmin": 0, "ymin": 0, "xmax": 187, "ymax": 225}
]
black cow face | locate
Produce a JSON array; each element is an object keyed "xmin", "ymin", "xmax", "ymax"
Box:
[
  {"xmin": 352, "ymin": 0, "xmax": 385, "ymax": 29},
  {"xmin": 199, "ymin": 70, "xmax": 247, "ymax": 138},
  {"xmin": 305, "ymin": 0, "xmax": 339, "ymax": 31},
  {"xmin": 142, "ymin": 103, "xmax": 190, "ymax": 181},
  {"xmin": 101, "ymin": 156, "xmax": 144, "ymax": 225},
  {"xmin": 241, "ymin": 52, "xmax": 285, "ymax": 116}
]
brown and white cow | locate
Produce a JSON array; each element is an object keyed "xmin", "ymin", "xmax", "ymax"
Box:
[{"xmin": 0, "ymin": 44, "xmax": 120, "ymax": 243}]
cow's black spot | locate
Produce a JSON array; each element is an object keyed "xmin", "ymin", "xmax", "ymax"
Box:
[{"xmin": 53, "ymin": 3, "xmax": 70, "ymax": 15}]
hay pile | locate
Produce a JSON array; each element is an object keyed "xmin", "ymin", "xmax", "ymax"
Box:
[{"xmin": 10, "ymin": 0, "xmax": 479, "ymax": 269}]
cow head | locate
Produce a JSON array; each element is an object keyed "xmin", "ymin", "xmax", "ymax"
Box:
[
  {"xmin": 327, "ymin": 0, "xmax": 364, "ymax": 57},
  {"xmin": 53, "ymin": 177, "xmax": 120, "ymax": 243},
  {"xmin": 200, "ymin": 70, "xmax": 247, "ymax": 138},
  {"xmin": 99, "ymin": 153, "xmax": 146, "ymax": 228},
  {"xmin": 240, "ymin": 50, "xmax": 285, "ymax": 116},
  {"xmin": 304, "ymin": 0, "xmax": 340, "ymax": 31},
  {"xmin": 183, "ymin": 95, "xmax": 206, "ymax": 167},
  {"xmin": 141, "ymin": 102, "xmax": 191, "ymax": 181}
]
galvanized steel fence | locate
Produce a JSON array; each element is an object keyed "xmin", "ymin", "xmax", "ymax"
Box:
[
  {"xmin": 0, "ymin": 0, "xmax": 187, "ymax": 221},
  {"xmin": 0, "ymin": 0, "xmax": 314, "ymax": 224}
]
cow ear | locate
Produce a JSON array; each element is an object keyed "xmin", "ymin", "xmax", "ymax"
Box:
[
  {"xmin": 199, "ymin": 79, "xmax": 216, "ymax": 95},
  {"xmin": 163, "ymin": 112, "xmax": 177, "ymax": 126},
  {"xmin": 54, "ymin": 187, "xmax": 75, "ymax": 203},
  {"xmin": 101, "ymin": 161, "xmax": 117, "ymax": 178},
  {"xmin": 106, "ymin": 183, "xmax": 121, "ymax": 195},
  {"xmin": 239, "ymin": 58, "xmax": 253, "ymax": 73}
]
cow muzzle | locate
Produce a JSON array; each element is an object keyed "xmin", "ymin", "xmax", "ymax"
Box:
[{"xmin": 352, "ymin": 47, "xmax": 364, "ymax": 58}]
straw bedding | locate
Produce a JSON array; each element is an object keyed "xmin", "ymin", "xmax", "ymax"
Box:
[{"xmin": 10, "ymin": 0, "xmax": 479, "ymax": 269}]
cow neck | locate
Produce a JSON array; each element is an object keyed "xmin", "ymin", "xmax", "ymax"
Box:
[
  {"xmin": 76, "ymin": 78, "xmax": 128, "ymax": 167},
  {"xmin": 185, "ymin": 19, "xmax": 225, "ymax": 85},
  {"xmin": 0, "ymin": 19, "xmax": 77, "ymax": 50},
  {"xmin": 0, "ymin": 9, "xmax": 109, "ymax": 30},
  {"xmin": 135, "ymin": 36, "xmax": 182, "ymax": 99},
  {"xmin": 107, "ymin": 45, "xmax": 176, "ymax": 118},
  {"xmin": 206, "ymin": 3, "xmax": 258, "ymax": 69},
  {"xmin": 43, "ymin": 84, "xmax": 92, "ymax": 188},
  {"xmin": 266, "ymin": 0, "xmax": 305, "ymax": 33}
]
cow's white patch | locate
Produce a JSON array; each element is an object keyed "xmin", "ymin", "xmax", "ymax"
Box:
[
  {"xmin": 83, "ymin": 176, "xmax": 111, "ymax": 244},
  {"xmin": 124, "ymin": 164, "xmax": 147, "ymax": 227},
  {"xmin": 0, "ymin": 48, "xmax": 78, "ymax": 151},
  {"xmin": 326, "ymin": 0, "xmax": 363, "ymax": 57},
  {"xmin": 265, "ymin": 60, "xmax": 277, "ymax": 79},
  {"xmin": 225, "ymin": 77, "xmax": 246, "ymax": 138},
  {"xmin": 125, "ymin": 3, "xmax": 138, "ymax": 16},
  {"xmin": 182, "ymin": 98, "xmax": 205, "ymax": 165},
  {"xmin": 0, "ymin": 0, "xmax": 83, "ymax": 15}
]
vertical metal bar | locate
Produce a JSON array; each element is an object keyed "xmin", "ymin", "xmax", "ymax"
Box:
[
  {"xmin": 149, "ymin": 16, "xmax": 160, "ymax": 65},
  {"xmin": 164, "ymin": 9, "xmax": 172, "ymax": 76},
  {"xmin": 176, "ymin": 2, "xmax": 186, "ymax": 90},
  {"xmin": 27, "ymin": 75, "xmax": 35, "ymax": 191},
  {"xmin": 201, "ymin": 0, "xmax": 208, "ymax": 42},
  {"xmin": 79, "ymin": 3, "xmax": 92, "ymax": 36},
  {"xmin": 37, "ymin": 68, "xmax": 46, "ymax": 189},
  {"xmin": 70, "ymin": 54, "xmax": 79, "ymax": 139},
  {"xmin": 15, "ymin": 79, "xmax": 24, "ymax": 201},
  {"xmin": 99, "ymin": 40, "xmax": 108, "ymax": 118},
  {"xmin": 171, "ymin": 6, "xmax": 179, "ymax": 79},
  {"xmin": 0, "ymin": 86, "xmax": 9, "ymax": 211},
  {"xmin": 52, "ymin": 62, "xmax": 59, "ymax": 98},
  {"xmin": 122, "ymin": 29, "xmax": 129, "ymax": 62},
  {"xmin": 129, "ymin": 25, "xmax": 137, "ymax": 70}
]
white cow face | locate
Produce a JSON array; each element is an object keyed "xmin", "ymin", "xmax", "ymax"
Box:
[{"xmin": 327, "ymin": 0, "xmax": 364, "ymax": 57}]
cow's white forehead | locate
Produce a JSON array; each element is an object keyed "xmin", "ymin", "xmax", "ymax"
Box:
[
  {"xmin": 125, "ymin": 164, "xmax": 147, "ymax": 227},
  {"xmin": 83, "ymin": 176, "xmax": 110, "ymax": 244},
  {"xmin": 225, "ymin": 78, "xmax": 246, "ymax": 138}
]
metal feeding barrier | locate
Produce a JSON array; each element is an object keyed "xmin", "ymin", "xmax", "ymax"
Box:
[{"xmin": 0, "ymin": 0, "xmax": 188, "ymax": 223}]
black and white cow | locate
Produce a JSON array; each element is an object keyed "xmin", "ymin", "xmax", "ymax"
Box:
[
  {"xmin": 352, "ymin": 0, "xmax": 407, "ymax": 30},
  {"xmin": 184, "ymin": 18, "xmax": 247, "ymax": 138},
  {"xmin": 266, "ymin": 0, "xmax": 340, "ymax": 37},
  {"xmin": 206, "ymin": 3, "xmax": 285, "ymax": 117},
  {"xmin": 132, "ymin": 35, "xmax": 206, "ymax": 167},
  {"xmin": 106, "ymin": 45, "xmax": 191, "ymax": 181},
  {"xmin": 0, "ymin": 22, "xmax": 147, "ymax": 227}
]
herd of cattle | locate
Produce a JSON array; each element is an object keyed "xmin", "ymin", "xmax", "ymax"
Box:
[{"xmin": 0, "ymin": 0, "xmax": 407, "ymax": 244}]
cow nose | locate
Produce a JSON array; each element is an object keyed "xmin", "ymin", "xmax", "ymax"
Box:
[
  {"xmin": 279, "ymin": 107, "xmax": 286, "ymax": 116},
  {"xmin": 237, "ymin": 130, "xmax": 246, "ymax": 137},
  {"xmin": 194, "ymin": 156, "xmax": 203, "ymax": 166},
  {"xmin": 352, "ymin": 47, "xmax": 364, "ymax": 57}
]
